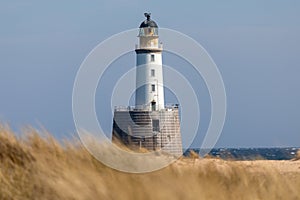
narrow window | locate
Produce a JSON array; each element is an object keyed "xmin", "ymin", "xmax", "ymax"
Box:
[
  {"xmin": 151, "ymin": 54, "xmax": 155, "ymax": 62},
  {"xmin": 151, "ymin": 101, "xmax": 156, "ymax": 111},
  {"xmin": 151, "ymin": 69, "xmax": 155, "ymax": 77},
  {"xmin": 151, "ymin": 84, "xmax": 155, "ymax": 92}
]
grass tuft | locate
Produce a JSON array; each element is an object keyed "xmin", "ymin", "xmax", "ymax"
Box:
[{"xmin": 0, "ymin": 125, "xmax": 299, "ymax": 200}]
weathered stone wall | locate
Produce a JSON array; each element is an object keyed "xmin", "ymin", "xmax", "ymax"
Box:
[{"xmin": 112, "ymin": 108, "xmax": 182, "ymax": 156}]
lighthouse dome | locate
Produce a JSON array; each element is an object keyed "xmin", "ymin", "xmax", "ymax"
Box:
[
  {"xmin": 139, "ymin": 13, "xmax": 158, "ymax": 28},
  {"xmin": 139, "ymin": 20, "xmax": 158, "ymax": 28}
]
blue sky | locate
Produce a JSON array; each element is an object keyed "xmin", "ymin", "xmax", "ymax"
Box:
[{"xmin": 0, "ymin": 0, "xmax": 299, "ymax": 147}]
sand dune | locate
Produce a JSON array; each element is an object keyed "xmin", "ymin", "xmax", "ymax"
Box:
[{"xmin": 0, "ymin": 125, "xmax": 299, "ymax": 200}]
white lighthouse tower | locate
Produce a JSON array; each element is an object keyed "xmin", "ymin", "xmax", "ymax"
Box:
[
  {"xmin": 135, "ymin": 13, "xmax": 164, "ymax": 111},
  {"xmin": 112, "ymin": 13, "xmax": 183, "ymax": 156}
]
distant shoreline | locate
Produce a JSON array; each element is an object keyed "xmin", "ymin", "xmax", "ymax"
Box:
[{"xmin": 184, "ymin": 147, "xmax": 300, "ymax": 160}]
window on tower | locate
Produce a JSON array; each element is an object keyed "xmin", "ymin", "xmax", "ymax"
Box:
[
  {"xmin": 151, "ymin": 84, "xmax": 155, "ymax": 92},
  {"xmin": 151, "ymin": 69, "xmax": 155, "ymax": 77},
  {"xmin": 151, "ymin": 54, "xmax": 155, "ymax": 62}
]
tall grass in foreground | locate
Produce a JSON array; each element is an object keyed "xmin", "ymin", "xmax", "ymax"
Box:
[{"xmin": 0, "ymin": 125, "xmax": 300, "ymax": 200}]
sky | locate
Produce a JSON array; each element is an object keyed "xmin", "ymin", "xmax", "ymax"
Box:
[{"xmin": 0, "ymin": 0, "xmax": 300, "ymax": 148}]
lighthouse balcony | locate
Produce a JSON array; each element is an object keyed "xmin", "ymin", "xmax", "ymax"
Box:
[
  {"xmin": 114, "ymin": 104, "xmax": 179, "ymax": 112},
  {"xmin": 135, "ymin": 43, "xmax": 163, "ymax": 51}
]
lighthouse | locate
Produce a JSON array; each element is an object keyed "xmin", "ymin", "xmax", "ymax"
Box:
[
  {"xmin": 135, "ymin": 13, "xmax": 164, "ymax": 111},
  {"xmin": 112, "ymin": 13, "xmax": 183, "ymax": 156}
]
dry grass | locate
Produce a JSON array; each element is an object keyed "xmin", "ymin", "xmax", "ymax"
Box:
[{"xmin": 0, "ymin": 125, "xmax": 300, "ymax": 200}]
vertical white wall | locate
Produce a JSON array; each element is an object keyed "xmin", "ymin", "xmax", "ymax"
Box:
[{"xmin": 135, "ymin": 52, "xmax": 165, "ymax": 110}]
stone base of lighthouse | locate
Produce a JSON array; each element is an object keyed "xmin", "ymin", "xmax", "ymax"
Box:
[{"xmin": 112, "ymin": 106, "xmax": 183, "ymax": 157}]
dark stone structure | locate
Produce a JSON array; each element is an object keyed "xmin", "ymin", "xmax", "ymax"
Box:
[{"xmin": 112, "ymin": 105, "xmax": 183, "ymax": 156}]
